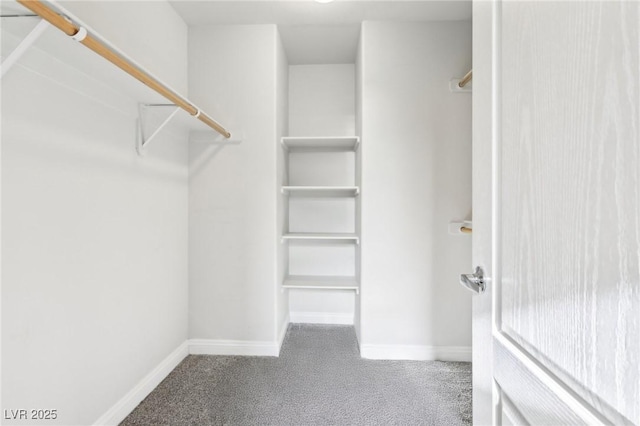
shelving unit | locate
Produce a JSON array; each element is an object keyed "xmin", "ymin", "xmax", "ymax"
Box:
[
  {"xmin": 282, "ymin": 136, "xmax": 360, "ymax": 152},
  {"xmin": 281, "ymin": 136, "xmax": 360, "ymax": 293},
  {"xmin": 283, "ymin": 232, "xmax": 359, "ymax": 244},
  {"xmin": 282, "ymin": 186, "xmax": 359, "ymax": 197},
  {"xmin": 283, "ymin": 276, "xmax": 360, "ymax": 294}
]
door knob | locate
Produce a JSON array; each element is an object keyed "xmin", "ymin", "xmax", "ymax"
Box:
[{"xmin": 460, "ymin": 266, "xmax": 486, "ymax": 294}]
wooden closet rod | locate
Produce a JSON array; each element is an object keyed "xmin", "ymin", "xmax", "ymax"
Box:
[
  {"xmin": 458, "ymin": 69, "xmax": 472, "ymax": 88},
  {"xmin": 16, "ymin": 0, "xmax": 231, "ymax": 139}
]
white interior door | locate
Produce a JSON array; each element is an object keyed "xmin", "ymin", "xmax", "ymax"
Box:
[
  {"xmin": 471, "ymin": 1, "xmax": 495, "ymax": 425},
  {"xmin": 473, "ymin": 1, "xmax": 639, "ymax": 424}
]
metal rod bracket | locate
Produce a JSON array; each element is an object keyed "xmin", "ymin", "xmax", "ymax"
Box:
[
  {"xmin": 449, "ymin": 78, "xmax": 472, "ymax": 93},
  {"xmin": 1, "ymin": 18, "xmax": 49, "ymax": 78},
  {"xmin": 71, "ymin": 26, "xmax": 87, "ymax": 42},
  {"xmin": 137, "ymin": 103, "xmax": 181, "ymax": 156}
]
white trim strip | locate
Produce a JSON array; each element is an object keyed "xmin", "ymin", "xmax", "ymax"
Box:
[
  {"xmin": 360, "ymin": 344, "xmax": 472, "ymax": 362},
  {"xmin": 494, "ymin": 331, "xmax": 608, "ymax": 425},
  {"xmin": 188, "ymin": 339, "xmax": 279, "ymax": 357},
  {"xmin": 501, "ymin": 390, "xmax": 529, "ymax": 426},
  {"xmin": 289, "ymin": 311, "xmax": 354, "ymax": 325},
  {"xmin": 278, "ymin": 314, "xmax": 290, "ymax": 352},
  {"xmin": 93, "ymin": 341, "xmax": 188, "ymax": 426},
  {"xmin": 491, "ymin": 0, "xmax": 503, "ymax": 337}
]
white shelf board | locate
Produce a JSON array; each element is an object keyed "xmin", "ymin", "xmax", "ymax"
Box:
[
  {"xmin": 283, "ymin": 276, "xmax": 359, "ymax": 293},
  {"xmin": 282, "ymin": 186, "xmax": 359, "ymax": 197},
  {"xmin": 281, "ymin": 136, "xmax": 359, "ymax": 152},
  {"xmin": 282, "ymin": 233, "xmax": 359, "ymax": 244}
]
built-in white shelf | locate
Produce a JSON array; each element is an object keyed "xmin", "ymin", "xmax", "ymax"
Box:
[
  {"xmin": 282, "ymin": 186, "xmax": 359, "ymax": 197},
  {"xmin": 283, "ymin": 275, "xmax": 359, "ymax": 293},
  {"xmin": 281, "ymin": 136, "xmax": 360, "ymax": 152},
  {"xmin": 282, "ymin": 232, "xmax": 359, "ymax": 244}
]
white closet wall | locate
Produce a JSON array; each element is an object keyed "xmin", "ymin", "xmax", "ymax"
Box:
[
  {"xmin": 276, "ymin": 31, "xmax": 290, "ymax": 341},
  {"xmin": 355, "ymin": 36, "xmax": 364, "ymax": 343},
  {"xmin": 289, "ymin": 64, "xmax": 356, "ymax": 136},
  {"xmin": 188, "ymin": 25, "xmax": 284, "ymax": 344},
  {"xmin": 59, "ymin": 1, "xmax": 188, "ymax": 94},
  {"xmin": 2, "ymin": 10, "xmax": 474, "ymax": 424},
  {"xmin": 359, "ymin": 21, "xmax": 473, "ymax": 359},
  {"xmin": 1, "ymin": 2, "xmax": 189, "ymax": 425}
]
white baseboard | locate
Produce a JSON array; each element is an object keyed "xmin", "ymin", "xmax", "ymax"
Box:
[
  {"xmin": 360, "ymin": 344, "xmax": 471, "ymax": 362},
  {"xmin": 94, "ymin": 341, "xmax": 189, "ymax": 426},
  {"xmin": 91, "ymin": 337, "xmax": 468, "ymax": 426},
  {"xmin": 289, "ymin": 311, "xmax": 354, "ymax": 325},
  {"xmin": 278, "ymin": 314, "xmax": 290, "ymax": 352},
  {"xmin": 189, "ymin": 339, "xmax": 279, "ymax": 356},
  {"xmin": 94, "ymin": 333, "xmax": 285, "ymax": 425},
  {"xmin": 189, "ymin": 315, "xmax": 290, "ymax": 358}
]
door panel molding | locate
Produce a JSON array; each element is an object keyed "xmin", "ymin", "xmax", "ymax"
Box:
[
  {"xmin": 494, "ymin": 331, "xmax": 609, "ymax": 425},
  {"xmin": 499, "ymin": 384, "xmax": 530, "ymax": 426}
]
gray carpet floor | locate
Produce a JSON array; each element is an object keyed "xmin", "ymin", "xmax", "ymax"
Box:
[{"xmin": 121, "ymin": 324, "xmax": 472, "ymax": 426}]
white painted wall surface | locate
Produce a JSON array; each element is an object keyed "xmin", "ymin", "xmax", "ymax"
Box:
[
  {"xmin": 289, "ymin": 65, "xmax": 356, "ymax": 137},
  {"xmin": 275, "ymin": 30, "xmax": 290, "ymax": 345},
  {"xmin": 354, "ymin": 35, "xmax": 364, "ymax": 343},
  {"xmin": 188, "ymin": 25, "xmax": 278, "ymax": 343},
  {"xmin": 60, "ymin": 1, "xmax": 188, "ymax": 95},
  {"xmin": 1, "ymin": 3, "xmax": 189, "ymax": 425},
  {"xmin": 287, "ymin": 65, "xmax": 357, "ymax": 323},
  {"xmin": 359, "ymin": 21, "xmax": 472, "ymax": 359}
]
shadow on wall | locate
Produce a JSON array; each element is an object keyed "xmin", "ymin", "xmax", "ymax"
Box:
[
  {"xmin": 3, "ymin": 115, "xmax": 189, "ymax": 185},
  {"xmin": 188, "ymin": 133, "xmax": 243, "ymax": 181}
]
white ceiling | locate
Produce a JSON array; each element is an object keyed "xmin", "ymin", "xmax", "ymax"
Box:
[
  {"xmin": 169, "ymin": 1, "xmax": 472, "ymax": 26},
  {"xmin": 278, "ymin": 24, "xmax": 361, "ymax": 64},
  {"xmin": 169, "ymin": 0, "xmax": 471, "ymax": 64}
]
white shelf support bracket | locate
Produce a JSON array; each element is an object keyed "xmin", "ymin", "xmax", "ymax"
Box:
[
  {"xmin": 137, "ymin": 103, "xmax": 181, "ymax": 155},
  {"xmin": 448, "ymin": 220, "xmax": 473, "ymax": 235},
  {"xmin": 449, "ymin": 78, "xmax": 472, "ymax": 93},
  {"xmin": 70, "ymin": 26, "xmax": 87, "ymax": 42},
  {"xmin": 1, "ymin": 18, "xmax": 49, "ymax": 78}
]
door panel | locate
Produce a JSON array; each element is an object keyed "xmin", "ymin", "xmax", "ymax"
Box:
[{"xmin": 495, "ymin": 1, "xmax": 639, "ymax": 425}]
